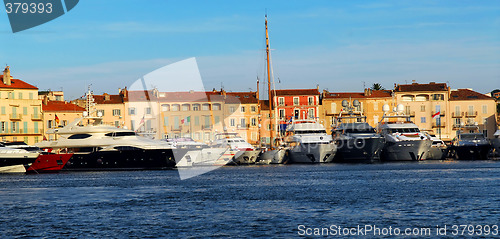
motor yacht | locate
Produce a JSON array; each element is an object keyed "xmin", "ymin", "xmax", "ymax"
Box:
[
  {"xmin": 211, "ymin": 132, "xmax": 259, "ymax": 165},
  {"xmin": 285, "ymin": 119, "xmax": 336, "ymax": 163},
  {"xmin": 449, "ymin": 125, "xmax": 491, "ymax": 160},
  {"xmin": 377, "ymin": 104, "xmax": 432, "ymax": 161},
  {"xmin": 0, "ymin": 142, "xmax": 39, "ymax": 173}
]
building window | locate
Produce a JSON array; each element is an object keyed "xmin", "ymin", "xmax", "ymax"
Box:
[
  {"xmin": 202, "ymin": 104, "xmax": 210, "ymax": 111},
  {"xmin": 214, "ymin": 116, "xmax": 220, "ymax": 124},
  {"xmin": 279, "ymin": 109, "xmax": 285, "ymax": 119},
  {"xmin": 23, "ymin": 107, "xmax": 27, "ymax": 115},
  {"xmin": 34, "ymin": 122, "xmax": 38, "ymax": 133},
  {"xmin": 415, "ymin": 95, "xmax": 428, "ymax": 101},
  {"xmin": 468, "ymin": 106, "xmax": 474, "ymax": 115},
  {"xmin": 63, "ymin": 120, "xmax": 67, "ymax": 126},
  {"xmin": 47, "ymin": 120, "xmax": 53, "ymax": 129},
  {"xmin": 29, "ymin": 93, "xmax": 33, "ymax": 100},
  {"xmin": 420, "ymin": 105, "xmax": 425, "ymax": 112},
  {"xmin": 454, "ymin": 118, "xmax": 461, "ymax": 127},
  {"xmin": 97, "ymin": 109, "xmax": 105, "ymax": 116},
  {"xmin": 373, "ymin": 102, "xmax": 378, "ymax": 111},
  {"xmin": 55, "ymin": 95, "xmax": 62, "ymax": 101},
  {"xmin": 18, "ymin": 92, "xmax": 22, "ymax": 99},
  {"xmin": 1, "ymin": 122, "xmax": 5, "ymax": 132},
  {"xmin": 240, "ymin": 118, "xmax": 246, "ymax": 127},
  {"xmin": 331, "ymin": 103, "xmax": 336, "ymax": 114},
  {"xmin": 432, "ymin": 94, "xmax": 444, "ymax": 101},
  {"xmin": 278, "ymin": 97, "xmax": 285, "ymax": 106},
  {"xmin": 293, "ymin": 97, "xmax": 299, "ymax": 105},
  {"xmin": 455, "ymin": 106, "xmax": 461, "ymax": 115},
  {"xmin": 421, "ymin": 117, "xmax": 426, "ymax": 123},
  {"xmin": 194, "ymin": 116, "xmax": 200, "ymax": 126},
  {"xmin": 482, "ymin": 105, "xmax": 487, "ymax": 114},
  {"xmin": 203, "ymin": 116, "xmax": 211, "ymax": 128},
  {"xmin": 241, "ymin": 106, "xmax": 246, "ymax": 113},
  {"xmin": 34, "ymin": 137, "xmax": 39, "ymax": 143},
  {"xmin": 213, "ymin": 104, "xmax": 221, "ymax": 111},
  {"xmin": 308, "ymin": 109, "xmax": 314, "ymax": 119},
  {"xmin": 1, "ymin": 106, "xmax": 5, "ymax": 115},
  {"xmin": 146, "ymin": 107, "xmax": 152, "ymax": 115},
  {"xmin": 163, "ymin": 117, "xmax": 168, "ymax": 126},
  {"xmin": 11, "ymin": 122, "xmax": 16, "ymax": 132},
  {"xmin": 129, "ymin": 107, "xmax": 136, "ymax": 115},
  {"xmin": 308, "ymin": 97, "xmax": 314, "ymax": 106},
  {"xmin": 230, "ymin": 118, "xmax": 235, "ymax": 127},
  {"xmin": 402, "ymin": 95, "xmax": 414, "ymax": 102},
  {"xmin": 130, "ymin": 120, "xmax": 135, "ymax": 131},
  {"xmin": 182, "ymin": 104, "xmax": 190, "ymax": 111},
  {"xmin": 251, "ymin": 118, "xmax": 257, "ymax": 126},
  {"xmin": 171, "ymin": 104, "xmax": 179, "ymax": 111},
  {"xmin": 251, "ymin": 106, "xmax": 256, "ymax": 112},
  {"xmin": 229, "ymin": 106, "xmax": 236, "ymax": 113},
  {"xmin": 193, "ymin": 104, "xmax": 200, "ymax": 111},
  {"xmin": 112, "ymin": 109, "xmax": 121, "ymax": 116}
]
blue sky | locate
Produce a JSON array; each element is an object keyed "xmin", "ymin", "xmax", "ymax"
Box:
[{"xmin": 1, "ymin": 0, "xmax": 499, "ymax": 99}]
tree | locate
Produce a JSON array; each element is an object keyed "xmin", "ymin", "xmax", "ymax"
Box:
[{"xmin": 371, "ymin": 83, "xmax": 385, "ymax": 90}]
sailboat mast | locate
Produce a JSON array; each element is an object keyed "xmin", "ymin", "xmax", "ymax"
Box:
[{"xmin": 265, "ymin": 15, "xmax": 274, "ymax": 149}]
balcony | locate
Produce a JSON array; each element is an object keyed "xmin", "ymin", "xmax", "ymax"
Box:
[
  {"xmin": 431, "ymin": 111, "xmax": 445, "ymax": 117},
  {"xmin": 9, "ymin": 113, "xmax": 22, "ymax": 121},
  {"xmin": 452, "ymin": 112, "xmax": 464, "ymax": 118},
  {"xmin": 404, "ymin": 111, "xmax": 415, "ymax": 117},
  {"xmin": 31, "ymin": 114, "xmax": 42, "ymax": 121},
  {"xmin": 202, "ymin": 125, "xmax": 212, "ymax": 130},
  {"xmin": 465, "ymin": 111, "xmax": 477, "ymax": 118},
  {"xmin": 237, "ymin": 124, "xmax": 250, "ymax": 129},
  {"xmin": 432, "ymin": 122, "xmax": 445, "ymax": 128}
]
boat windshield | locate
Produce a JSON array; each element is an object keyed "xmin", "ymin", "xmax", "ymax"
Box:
[
  {"xmin": 460, "ymin": 134, "xmax": 484, "ymax": 140},
  {"xmin": 345, "ymin": 128, "xmax": 375, "ymax": 134},
  {"xmin": 389, "ymin": 128, "xmax": 420, "ymax": 133},
  {"xmin": 295, "ymin": 130, "xmax": 327, "ymax": 134},
  {"xmin": 105, "ymin": 132, "xmax": 137, "ymax": 137}
]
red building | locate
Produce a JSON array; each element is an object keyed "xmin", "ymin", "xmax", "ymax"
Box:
[{"xmin": 271, "ymin": 88, "xmax": 321, "ymax": 124}]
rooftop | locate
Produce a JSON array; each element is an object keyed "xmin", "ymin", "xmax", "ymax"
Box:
[
  {"xmin": 0, "ymin": 75, "xmax": 38, "ymax": 90},
  {"xmin": 42, "ymin": 101, "xmax": 85, "ymax": 112},
  {"xmin": 395, "ymin": 82, "xmax": 448, "ymax": 92},
  {"xmin": 450, "ymin": 89, "xmax": 493, "ymax": 101}
]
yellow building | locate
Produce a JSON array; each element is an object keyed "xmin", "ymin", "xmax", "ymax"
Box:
[
  {"xmin": 394, "ymin": 82, "xmax": 497, "ymax": 140},
  {"xmin": 448, "ymin": 88, "xmax": 497, "ymax": 139},
  {"xmin": 0, "ymin": 66, "xmax": 43, "ymax": 144},
  {"xmin": 42, "ymin": 98, "xmax": 85, "ymax": 140},
  {"xmin": 321, "ymin": 89, "xmax": 393, "ymax": 132}
]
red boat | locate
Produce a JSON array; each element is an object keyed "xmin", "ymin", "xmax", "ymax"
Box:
[{"xmin": 25, "ymin": 153, "xmax": 73, "ymax": 173}]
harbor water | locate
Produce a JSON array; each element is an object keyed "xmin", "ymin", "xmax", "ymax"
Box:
[{"xmin": 1, "ymin": 161, "xmax": 499, "ymax": 238}]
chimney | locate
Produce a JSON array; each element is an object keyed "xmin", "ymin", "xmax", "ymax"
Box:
[
  {"xmin": 3, "ymin": 66, "xmax": 12, "ymax": 85},
  {"xmin": 104, "ymin": 93, "xmax": 110, "ymax": 101},
  {"xmin": 364, "ymin": 88, "xmax": 368, "ymax": 96},
  {"xmin": 256, "ymin": 78, "xmax": 259, "ymax": 101},
  {"xmin": 43, "ymin": 95, "xmax": 48, "ymax": 105}
]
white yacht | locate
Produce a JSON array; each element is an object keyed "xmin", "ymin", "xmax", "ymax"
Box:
[
  {"xmin": 0, "ymin": 143, "xmax": 39, "ymax": 173},
  {"xmin": 285, "ymin": 119, "xmax": 336, "ymax": 163},
  {"xmin": 36, "ymin": 116, "xmax": 184, "ymax": 170},
  {"xmin": 211, "ymin": 132, "xmax": 260, "ymax": 165},
  {"xmin": 377, "ymin": 104, "xmax": 432, "ymax": 161},
  {"xmin": 425, "ymin": 134, "xmax": 448, "ymax": 160}
]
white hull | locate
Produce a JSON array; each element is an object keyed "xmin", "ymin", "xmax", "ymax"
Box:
[
  {"xmin": 258, "ymin": 149, "xmax": 287, "ymax": 164},
  {"xmin": 176, "ymin": 148, "xmax": 235, "ymax": 167},
  {"xmin": 233, "ymin": 150, "xmax": 260, "ymax": 164},
  {"xmin": 0, "ymin": 164, "xmax": 27, "ymax": 173},
  {"xmin": 289, "ymin": 143, "xmax": 336, "ymax": 163}
]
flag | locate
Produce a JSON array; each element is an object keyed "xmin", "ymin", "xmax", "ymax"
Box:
[
  {"xmin": 55, "ymin": 114, "xmax": 60, "ymax": 124},
  {"xmin": 432, "ymin": 112, "xmax": 440, "ymax": 119},
  {"xmin": 181, "ymin": 118, "xmax": 185, "ymax": 124},
  {"xmin": 186, "ymin": 116, "xmax": 191, "ymax": 123}
]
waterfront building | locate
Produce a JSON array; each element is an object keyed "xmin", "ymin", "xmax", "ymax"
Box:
[
  {"xmin": 321, "ymin": 89, "xmax": 393, "ymax": 133},
  {"xmin": 72, "ymin": 88, "xmax": 128, "ymax": 129},
  {"xmin": 448, "ymin": 88, "xmax": 497, "ymax": 139},
  {"xmin": 0, "ymin": 66, "xmax": 43, "ymax": 144},
  {"xmin": 41, "ymin": 97, "xmax": 85, "ymax": 140},
  {"xmin": 394, "ymin": 82, "xmax": 497, "ymax": 140}
]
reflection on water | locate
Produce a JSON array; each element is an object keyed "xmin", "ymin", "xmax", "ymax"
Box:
[{"xmin": 0, "ymin": 161, "xmax": 499, "ymax": 238}]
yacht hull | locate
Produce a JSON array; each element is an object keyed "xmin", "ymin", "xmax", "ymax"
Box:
[
  {"xmin": 63, "ymin": 149, "xmax": 185, "ymax": 171},
  {"xmin": 426, "ymin": 146, "xmax": 448, "ymax": 160},
  {"xmin": 232, "ymin": 150, "xmax": 260, "ymax": 165},
  {"xmin": 334, "ymin": 137, "xmax": 384, "ymax": 163},
  {"xmin": 0, "ymin": 153, "xmax": 39, "ymax": 173},
  {"xmin": 491, "ymin": 138, "xmax": 500, "ymax": 158},
  {"xmin": 288, "ymin": 143, "xmax": 336, "ymax": 163},
  {"xmin": 176, "ymin": 148, "xmax": 235, "ymax": 167},
  {"xmin": 258, "ymin": 149, "xmax": 287, "ymax": 164},
  {"xmin": 25, "ymin": 153, "xmax": 73, "ymax": 173},
  {"xmin": 382, "ymin": 140, "xmax": 432, "ymax": 161},
  {"xmin": 450, "ymin": 144, "xmax": 491, "ymax": 160}
]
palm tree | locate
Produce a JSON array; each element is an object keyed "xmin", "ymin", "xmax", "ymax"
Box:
[{"xmin": 371, "ymin": 83, "xmax": 385, "ymax": 90}]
